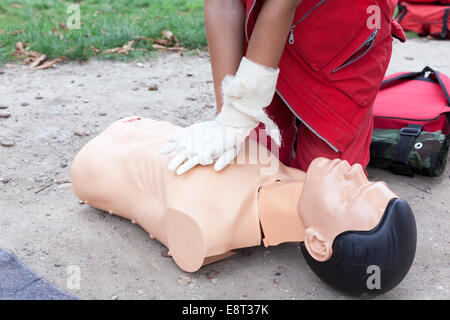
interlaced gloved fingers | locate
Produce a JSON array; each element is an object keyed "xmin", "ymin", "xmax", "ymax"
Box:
[
  {"xmin": 214, "ymin": 146, "xmax": 240, "ymax": 172},
  {"xmin": 167, "ymin": 149, "xmax": 188, "ymax": 171},
  {"xmin": 159, "ymin": 57, "xmax": 280, "ymax": 175},
  {"xmin": 175, "ymin": 155, "xmax": 201, "ymax": 175},
  {"xmin": 163, "ymin": 121, "xmax": 245, "ymax": 175}
]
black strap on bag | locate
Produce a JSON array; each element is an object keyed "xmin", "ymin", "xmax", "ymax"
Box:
[
  {"xmin": 380, "ymin": 66, "xmax": 450, "ymax": 107},
  {"xmin": 441, "ymin": 8, "xmax": 449, "ymax": 39},
  {"xmin": 391, "ymin": 124, "xmax": 423, "ymax": 177},
  {"xmin": 396, "ymin": 3, "xmax": 408, "ymax": 23}
]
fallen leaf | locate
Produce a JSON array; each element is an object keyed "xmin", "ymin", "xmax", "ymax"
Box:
[
  {"xmin": 29, "ymin": 55, "xmax": 47, "ymax": 69},
  {"xmin": 196, "ymin": 49, "xmax": 204, "ymax": 58},
  {"xmin": 152, "ymin": 43, "xmax": 167, "ymax": 50},
  {"xmin": 135, "ymin": 32, "xmax": 183, "ymax": 53},
  {"xmin": 11, "ymin": 29, "xmax": 24, "ymax": 36},
  {"xmin": 134, "ymin": 35, "xmax": 155, "ymax": 42},
  {"xmin": 154, "ymin": 39, "xmax": 171, "ymax": 46},
  {"xmin": 51, "ymin": 28, "xmax": 64, "ymax": 40},
  {"xmin": 34, "ymin": 57, "xmax": 65, "ymax": 70},
  {"xmin": 104, "ymin": 40, "xmax": 135, "ymax": 54},
  {"xmin": 167, "ymin": 46, "xmax": 186, "ymax": 52},
  {"xmin": 14, "ymin": 42, "xmax": 48, "ymax": 68},
  {"xmin": 0, "ymin": 139, "xmax": 15, "ymax": 147},
  {"xmin": 161, "ymin": 30, "xmax": 179, "ymax": 46},
  {"xmin": 148, "ymin": 84, "xmax": 158, "ymax": 91},
  {"xmin": 14, "ymin": 41, "xmax": 26, "ymax": 55},
  {"xmin": 161, "ymin": 30, "xmax": 173, "ymax": 39},
  {"xmin": 121, "ymin": 40, "xmax": 135, "ymax": 53}
]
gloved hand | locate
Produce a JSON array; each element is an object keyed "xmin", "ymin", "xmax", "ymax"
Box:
[{"xmin": 160, "ymin": 57, "xmax": 281, "ymax": 175}]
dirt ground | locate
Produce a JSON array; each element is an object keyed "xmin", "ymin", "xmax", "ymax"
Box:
[{"xmin": 1, "ymin": 38, "xmax": 449, "ymax": 300}]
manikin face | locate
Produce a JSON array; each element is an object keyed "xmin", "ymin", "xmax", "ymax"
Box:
[{"xmin": 298, "ymin": 158, "xmax": 397, "ymax": 262}]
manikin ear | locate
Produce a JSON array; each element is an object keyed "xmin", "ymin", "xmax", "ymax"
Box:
[{"xmin": 304, "ymin": 227, "xmax": 332, "ymax": 262}]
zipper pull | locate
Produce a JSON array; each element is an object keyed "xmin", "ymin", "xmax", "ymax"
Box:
[
  {"xmin": 289, "ymin": 28, "xmax": 295, "ymax": 45},
  {"xmin": 365, "ymin": 29, "xmax": 378, "ymax": 46}
]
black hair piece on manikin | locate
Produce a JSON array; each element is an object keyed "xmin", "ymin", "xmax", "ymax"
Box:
[{"xmin": 300, "ymin": 198, "xmax": 417, "ymax": 296}]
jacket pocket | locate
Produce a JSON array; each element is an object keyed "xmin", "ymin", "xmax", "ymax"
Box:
[
  {"xmin": 288, "ymin": 0, "xmax": 378, "ymax": 72},
  {"xmin": 322, "ymin": 5, "xmax": 393, "ymax": 108},
  {"xmin": 331, "ymin": 29, "xmax": 378, "ymax": 73},
  {"xmin": 327, "ymin": 31, "xmax": 392, "ymax": 108}
]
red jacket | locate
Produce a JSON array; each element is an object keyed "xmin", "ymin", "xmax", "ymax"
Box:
[{"xmin": 243, "ymin": 0, "xmax": 405, "ymax": 152}]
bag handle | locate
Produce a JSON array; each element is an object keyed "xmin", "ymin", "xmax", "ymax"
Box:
[{"xmin": 380, "ymin": 66, "xmax": 450, "ymax": 107}]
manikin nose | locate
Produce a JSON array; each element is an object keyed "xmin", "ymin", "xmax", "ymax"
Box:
[{"xmin": 345, "ymin": 163, "xmax": 367, "ymax": 186}]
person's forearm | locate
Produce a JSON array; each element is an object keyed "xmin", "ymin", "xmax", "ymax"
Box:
[
  {"xmin": 204, "ymin": 0, "xmax": 245, "ymax": 113},
  {"xmin": 246, "ymin": 0, "xmax": 302, "ymax": 68}
]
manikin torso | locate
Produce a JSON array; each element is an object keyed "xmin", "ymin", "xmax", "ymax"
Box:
[{"xmin": 71, "ymin": 117, "xmax": 395, "ymax": 272}]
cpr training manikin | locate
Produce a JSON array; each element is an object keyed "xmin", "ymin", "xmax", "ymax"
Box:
[{"xmin": 70, "ymin": 116, "xmax": 417, "ymax": 296}]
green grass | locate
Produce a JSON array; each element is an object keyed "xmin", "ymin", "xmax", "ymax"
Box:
[
  {"xmin": 0, "ymin": 1, "xmax": 423, "ymax": 65},
  {"xmin": 0, "ymin": 0, "xmax": 206, "ymax": 64}
]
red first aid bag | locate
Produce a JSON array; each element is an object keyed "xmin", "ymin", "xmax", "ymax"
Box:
[
  {"xmin": 397, "ymin": 1, "xmax": 450, "ymax": 38},
  {"xmin": 371, "ymin": 67, "xmax": 450, "ymax": 176},
  {"xmin": 373, "ymin": 66, "xmax": 450, "ymax": 134}
]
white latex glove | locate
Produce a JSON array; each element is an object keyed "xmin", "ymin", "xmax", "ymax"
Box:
[
  {"xmin": 160, "ymin": 119, "xmax": 255, "ymax": 175},
  {"xmin": 160, "ymin": 57, "xmax": 281, "ymax": 175}
]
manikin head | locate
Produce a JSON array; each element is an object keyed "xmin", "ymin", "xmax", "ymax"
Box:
[{"xmin": 298, "ymin": 158, "xmax": 417, "ymax": 296}]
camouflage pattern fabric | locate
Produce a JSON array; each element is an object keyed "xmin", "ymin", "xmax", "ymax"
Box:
[{"xmin": 369, "ymin": 129, "xmax": 449, "ymax": 176}]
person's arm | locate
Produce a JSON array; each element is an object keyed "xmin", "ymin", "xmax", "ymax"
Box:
[
  {"xmin": 161, "ymin": 0, "xmax": 303, "ymax": 174},
  {"xmin": 204, "ymin": 0, "xmax": 246, "ymax": 113},
  {"xmin": 246, "ymin": 0, "xmax": 302, "ymax": 68},
  {"xmin": 205, "ymin": 0, "xmax": 302, "ymax": 112}
]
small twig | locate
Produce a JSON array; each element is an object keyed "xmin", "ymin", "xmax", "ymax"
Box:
[
  {"xmin": 35, "ymin": 183, "xmax": 53, "ymax": 194},
  {"xmin": 407, "ymin": 183, "xmax": 432, "ymax": 194}
]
